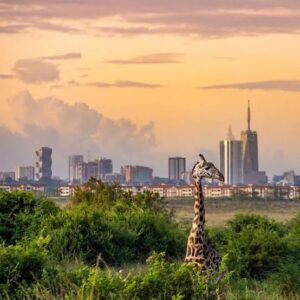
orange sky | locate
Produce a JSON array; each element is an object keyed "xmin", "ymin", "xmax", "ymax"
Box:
[{"xmin": 0, "ymin": 1, "xmax": 300, "ymax": 177}]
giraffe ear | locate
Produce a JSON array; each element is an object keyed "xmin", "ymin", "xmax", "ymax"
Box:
[{"xmin": 198, "ymin": 154, "xmax": 207, "ymax": 167}]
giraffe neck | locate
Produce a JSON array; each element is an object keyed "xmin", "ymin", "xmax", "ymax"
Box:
[{"xmin": 192, "ymin": 180, "xmax": 205, "ymax": 238}]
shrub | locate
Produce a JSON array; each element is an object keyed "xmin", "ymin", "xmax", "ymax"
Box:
[
  {"xmin": 0, "ymin": 242, "xmax": 48, "ymax": 298},
  {"xmin": 224, "ymin": 214, "xmax": 287, "ymax": 278},
  {"xmin": 78, "ymin": 252, "xmax": 217, "ymax": 300},
  {"xmin": 0, "ymin": 190, "xmax": 59, "ymax": 245},
  {"xmin": 41, "ymin": 205, "xmax": 138, "ymax": 265},
  {"xmin": 72, "ymin": 178, "xmax": 168, "ymax": 214},
  {"xmin": 40, "ymin": 203, "xmax": 185, "ymax": 266},
  {"xmin": 270, "ymin": 261, "xmax": 300, "ymax": 296},
  {"xmin": 285, "ymin": 211, "xmax": 300, "ymax": 261}
]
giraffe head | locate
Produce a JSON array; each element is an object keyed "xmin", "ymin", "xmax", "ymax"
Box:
[{"xmin": 192, "ymin": 154, "xmax": 224, "ymax": 184}]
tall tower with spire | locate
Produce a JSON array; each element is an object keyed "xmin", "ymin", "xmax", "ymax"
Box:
[
  {"xmin": 247, "ymin": 99, "xmax": 251, "ymax": 131},
  {"xmin": 241, "ymin": 100, "xmax": 259, "ymax": 183}
]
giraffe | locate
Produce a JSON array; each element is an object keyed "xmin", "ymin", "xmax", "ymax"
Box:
[{"xmin": 185, "ymin": 154, "xmax": 225, "ymax": 298}]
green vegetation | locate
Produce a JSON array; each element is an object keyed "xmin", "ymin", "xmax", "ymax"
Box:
[{"xmin": 0, "ymin": 179, "xmax": 300, "ymax": 299}]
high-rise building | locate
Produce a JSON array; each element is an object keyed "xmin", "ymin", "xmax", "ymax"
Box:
[
  {"xmin": 68, "ymin": 155, "xmax": 84, "ymax": 183},
  {"xmin": 123, "ymin": 165, "xmax": 153, "ymax": 185},
  {"xmin": 168, "ymin": 157, "xmax": 186, "ymax": 181},
  {"xmin": 240, "ymin": 101, "xmax": 267, "ymax": 185},
  {"xmin": 16, "ymin": 166, "xmax": 35, "ymax": 181},
  {"xmin": 241, "ymin": 101, "xmax": 259, "ymax": 183},
  {"xmin": 220, "ymin": 126, "xmax": 242, "ymax": 185},
  {"xmin": 98, "ymin": 158, "xmax": 113, "ymax": 177},
  {"xmin": 77, "ymin": 161, "xmax": 98, "ymax": 184},
  {"xmin": 36, "ymin": 147, "xmax": 52, "ymax": 180},
  {"xmin": 76, "ymin": 158, "xmax": 113, "ymax": 184}
]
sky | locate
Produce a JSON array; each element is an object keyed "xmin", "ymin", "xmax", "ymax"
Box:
[{"xmin": 0, "ymin": 0, "xmax": 300, "ymax": 179}]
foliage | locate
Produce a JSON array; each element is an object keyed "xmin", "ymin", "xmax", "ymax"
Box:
[
  {"xmin": 0, "ymin": 181, "xmax": 300, "ymax": 299},
  {"xmin": 72, "ymin": 177, "xmax": 168, "ymax": 213},
  {"xmin": 0, "ymin": 190, "xmax": 59, "ymax": 245},
  {"xmin": 26, "ymin": 252, "xmax": 220, "ymax": 300},
  {"xmin": 35, "ymin": 178, "xmax": 184, "ymax": 265},
  {"xmin": 40, "ymin": 203, "xmax": 185, "ymax": 265},
  {"xmin": 0, "ymin": 242, "xmax": 48, "ymax": 298},
  {"xmin": 212, "ymin": 214, "xmax": 288, "ymax": 279}
]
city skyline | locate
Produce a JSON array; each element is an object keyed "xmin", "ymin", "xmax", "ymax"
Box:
[
  {"xmin": 1, "ymin": 99, "xmax": 297, "ymax": 179},
  {"xmin": 0, "ymin": 1, "xmax": 300, "ymax": 177}
]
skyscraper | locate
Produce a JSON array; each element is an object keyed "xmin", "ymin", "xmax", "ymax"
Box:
[
  {"xmin": 240, "ymin": 101, "xmax": 267, "ymax": 185},
  {"xmin": 36, "ymin": 147, "xmax": 52, "ymax": 180},
  {"xmin": 241, "ymin": 101, "xmax": 259, "ymax": 181},
  {"xmin": 220, "ymin": 126, "xmax": 242, "ymax": 185},
  {"xmin": 68, "ymin": 155, "xmax": 84, "ymax": 183},
  {"xmin": 168, "ymin": 157, "xmax": 186, "ymax": 181},
  {"xmin": 98, "ymin": 158, "xmax": 113, "ymax": 177},
  {"xmin": 77, "ymin": 161, "xmax": 98, "ymax": 184}
]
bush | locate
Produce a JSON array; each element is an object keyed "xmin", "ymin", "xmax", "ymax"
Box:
[
  {"xmin": 72, "ymin": 178, "xmax": 168, "ymax": 214},
  {"xmin": 270, "ymin": 261, "xmax": 300, "ymax": 296},
  {"xmin": 0, "ymin": 190, "xmax": 59, "ymax": 245},
  {"xmin": 34, "ymin": 252, "xmax": 219, "ymax": 300},
  {"xmin": 285, "ymin": 211, "xmax": 300, "ymax": 262},
  {"xmin": 40, "ymin": 205, "xmax": 138, "ymax": 265},
  {"xmin": 0, "ymin": 242, "xmax": 48, "ymax": 298},
  {"xmin": 40, "ymin": 203, "xmax": 185, "ymax": 266},
  {"xmin": 221, "ymin": 214, "xmax": 287, "ymax": 278}
]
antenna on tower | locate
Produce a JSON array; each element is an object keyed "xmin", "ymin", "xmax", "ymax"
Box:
[
  {"xmin": 227, "ymin": 124, "xmax": 234, "ymax": 140},
  {"xmin": 247, "ymin": 99, "xmax": 251, "ymax": 131}
]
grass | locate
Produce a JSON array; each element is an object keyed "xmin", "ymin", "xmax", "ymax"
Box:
[
  {"xmin": 167, "ymin": 198, "xmax": 300, "ymax": 226},
  {"xmin": 54, "ymin": 196, "xmax": 300, "ymax": 226}
]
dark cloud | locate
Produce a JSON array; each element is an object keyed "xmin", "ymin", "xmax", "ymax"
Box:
[
  {"xmin": 0, "ymin": 21, "xmax": 79, "ymax": 35},
  {"xmin": 0, "ymin": 74, "xmax": 15, "ymax": 79},
  {"xmin": 105, "ymin": 53, "xmax": 184, "ymax": 64},
  {"xmin": 41, "ymin": 52, "xmax": 82, "ymax": 60},
  {"xmin": 1, "ymin": 1, "xmax": 300, "ymax": 38},
  {"xmin": 2, "ymin": 1, "xmax": 300, "ymax": 18},
  {"xmin": 87, "ymin": 80, "xmax": 162, "ymax": 88},
  {"xmin": 201, "ymin": 80, "xmax": 300, "ymax": 91},
  {"xmin": 0, "ymin": 24, "xmax": 27, "ymax": 34},
  {"xmin": 1, "ymin": 91, "xmax": 157, "ymax": 177},
  {"xmin": 12, "ymin": 59, "xmax": 59, "ymax": 84}
]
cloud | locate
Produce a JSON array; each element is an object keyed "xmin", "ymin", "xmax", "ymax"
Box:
[
  {"xmin": 87, "ymin": 80, "xmax": 162, "ymax": 88},
  {"xmin": 0, "ymin": 24, "xmax": 27, "ymax": 34},
  {"xmin": 41, "ymin": 52, "xmax": 82, "ymax": 60},
  {"xmin": 2, "ymin": 1, "xmax": 300, "ymax": 38},
  {"xmin": 0, "ymin": 74, "xmax": 15, "ymax": 79},
  {"xmin": 200, "ymin": 80, "xmax": 300, "ymax": 91},
  {"xmin": 105, "ymin": 53, "xmax": 184, "ymax": 64},
  {"xmin": 12, "ymin": 59, "xmax": 59, "ymax": 84},
  {"xmin": 1, "ymin": 91, "xmax": 157, "ymax": 177},
  {"xmin": 50, "ymin": 79, "xmax": 163, "ymax": 89},
  {"xmin": 0, "ymin": 21, "xmax": 80, "ymax": 35}
]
